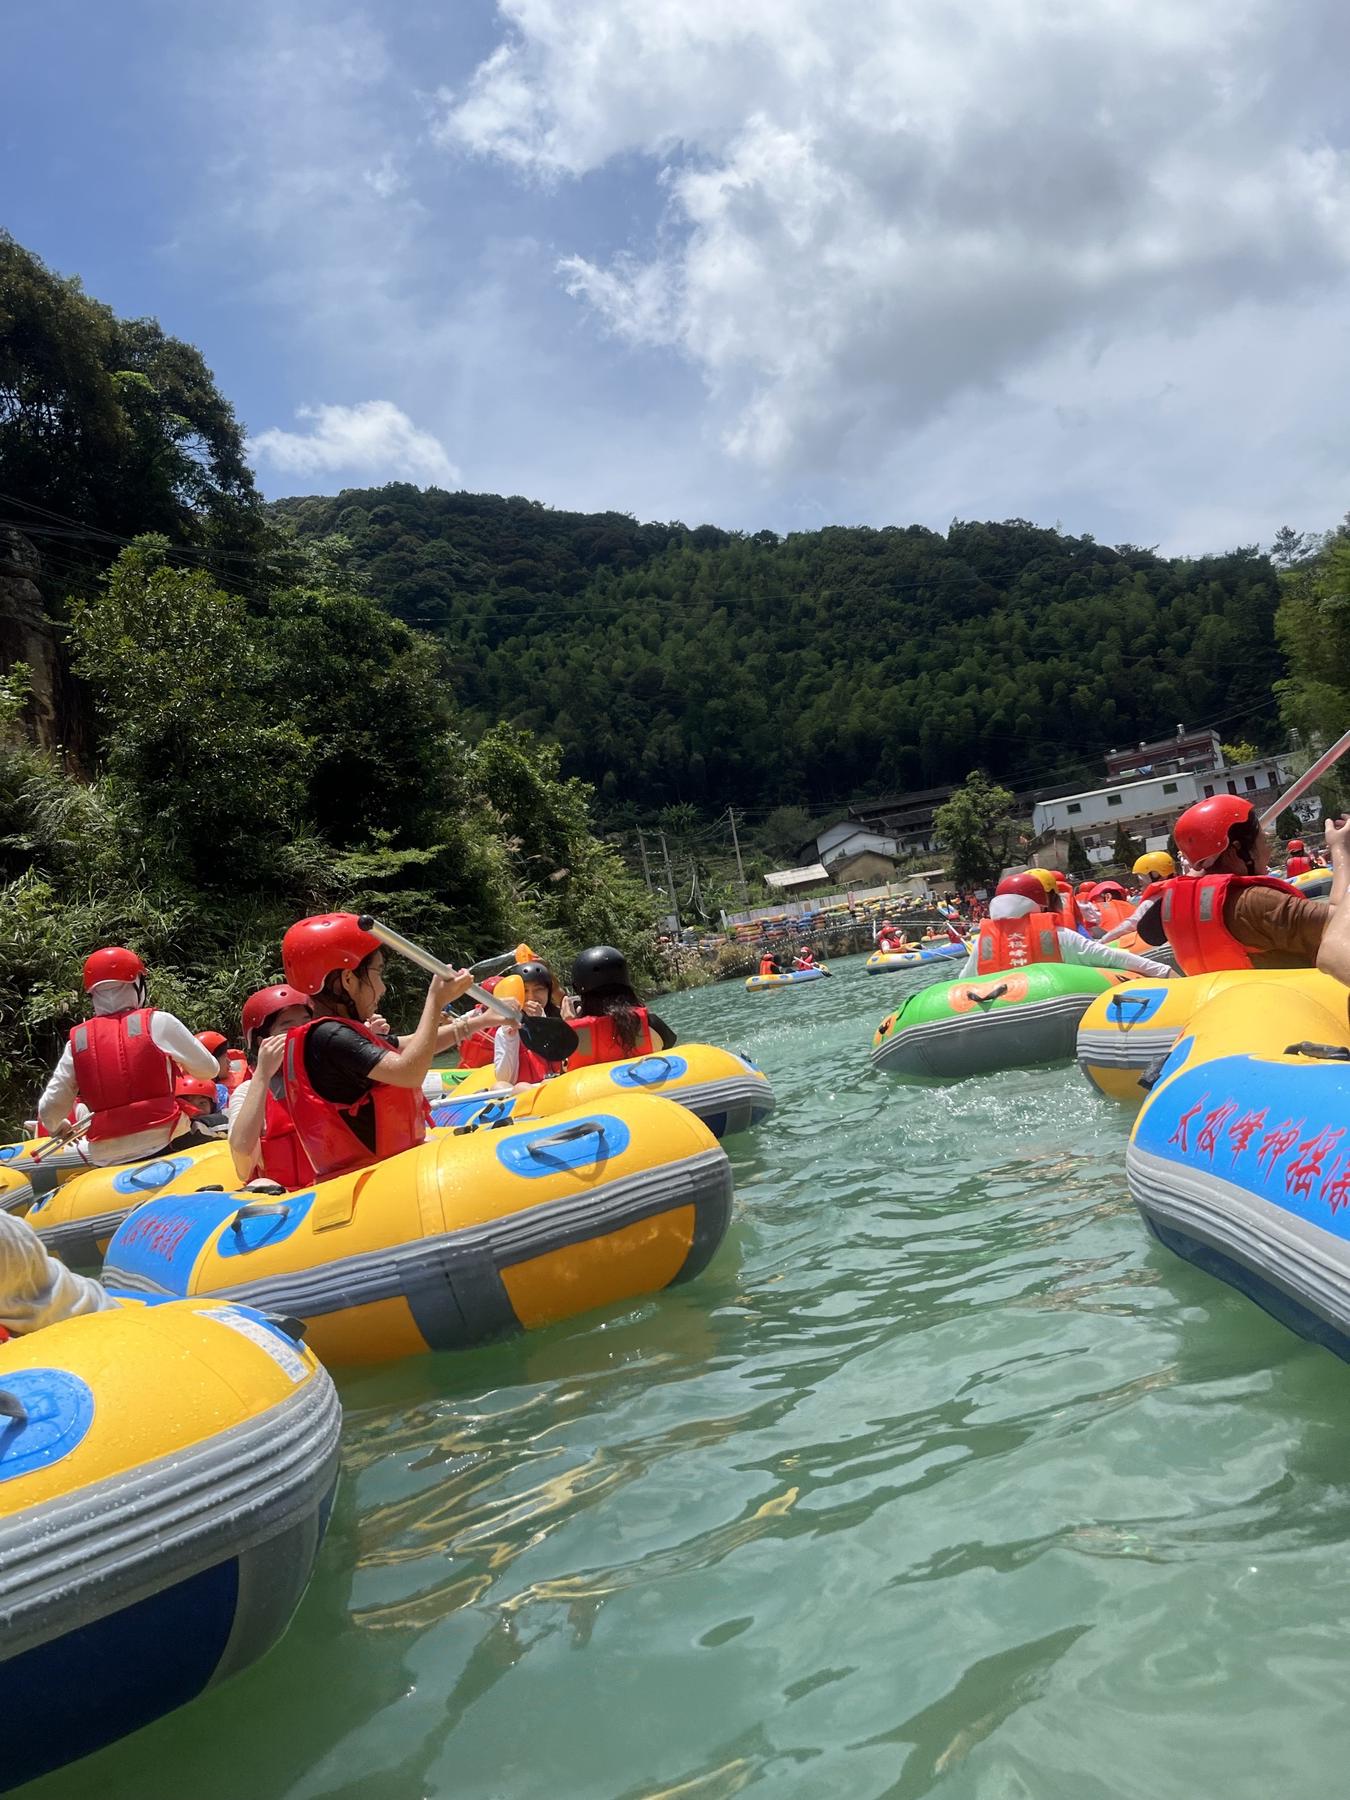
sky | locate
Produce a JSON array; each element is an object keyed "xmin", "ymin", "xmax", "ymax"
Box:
[{"xmin": 6, "ymin": 0, "xmax": 1350, "ymax": 552}]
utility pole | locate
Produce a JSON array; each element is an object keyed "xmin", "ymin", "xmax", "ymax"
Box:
[
  {"xmin": 635, "ymin": 830, "xmax": 655, "ymax": 895},
  {"xmin": 658, "ymin": 829, "xmax": 681, "ymax": 932},
  {"xmin": 727, "ymin": 806, "xmax": 748, "ymax": 904}
]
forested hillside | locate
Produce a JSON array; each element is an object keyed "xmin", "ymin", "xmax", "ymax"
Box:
[{"xmin": 273, "ymin": 488, "xmax": 1285, "ymax": 818}]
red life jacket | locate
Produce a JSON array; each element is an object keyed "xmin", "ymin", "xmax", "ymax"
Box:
[
  {"xmin": 515, "ymin": 1039, "xmax": 562, "ymax": 1085},
  {"xmin": 259, "ymin": 1081, "xmax": 317, "ymax": 1191},
  {"xmin": 280, "ymin": 1018, "xmax": 426, "ymax": 1180},
  {"xmin": 457, "ymin": 1027, "xmax": 497, "ymax": 1069},
  {"xmin": 975, "ymin": 912, "xmax": 1064, "ymax": 974},
  {"xmin": 758, "ymin": 955, "xmax": 777, "ymax": 975},
  {"xmin": 68, "ymin": 1009, "xmax": 180, "ymax": 1144},
  {"xmin": 1286, "ymin": 856, "xmax": 1313, "ymax": 878},
  {"xmin": 1158, "ymin": 874, "xmax": 1305, "ymax": 975},
  {"xmin": 568, "ymin": 1009, "xmax": 656, "ymax": 1069},
  {"xmin": 794, "ymin": 955, "xmax": 814, "ymax": 970}
]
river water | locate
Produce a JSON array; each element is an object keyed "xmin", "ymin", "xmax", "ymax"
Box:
[{"xmin": 20, "ymin": 956, "xmax": 1350, "ymax": 1799}]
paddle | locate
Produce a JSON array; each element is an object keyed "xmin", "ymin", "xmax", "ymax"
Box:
[
  {"xmin": 1259, "ymin": 728, "xmax": 1350, "ymax": 830},
  {"xmin": 358, "ymin": 917, "xmax": 578, "ymax": 1061}
]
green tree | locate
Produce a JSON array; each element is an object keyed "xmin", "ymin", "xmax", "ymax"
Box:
[
  {"xmin": 1276, "ymin": 807, "xmax": 1302, "ymax": 842},
  {"xmin": 1065, "ymin": 828, "xmax": 1092, "ymax": 880},
  {"xmin": 0, "ymin": 233, "xmax": 263, "ymax": 570},
  {"xmin": 934, "ymin": 771, "xmax": 1020, "ymax": 888},
  {"xmin": 1111, "ymin": 823, "xmax": 1145, "ymax": 867},
  {"xmin": 1220, "ymin": 740, "xmax": 1261, "ymax": 766}
]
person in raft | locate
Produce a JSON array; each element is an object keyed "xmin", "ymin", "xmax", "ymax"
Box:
[
  {"xmin": 0, "ymin": 1212, "xmax": 115, "ymax": 1337},
  {"xmin": 1132, "ymin": 796, "xmax": 1344, "ymax": 974},
  {"xmin": 793, "ymin": 945, "xmax": 816, "ymax": 970},
  {"xmin": 561, "ymin": 946, "xmax": 678, "ymax": 1065},
  {"xmin": 875, "ymin": 920, "xmax": 908, "ymax": 953},
  {"xmin": 37, "ymin": 947, "xmax": 221, "ymax": 1167},
  {"xmin": 491, "ymin": 960, "xmax": 577, "ymax": 1087},
  {"xmin": 757, "ymin": 948, "xmax": 781, "ymax": 976},
  {"xmin": 957, "ymin": 874, "xmax": 1174, "ymax": 979},
  {"xmin": 270, "ymin": 913, "xmax": 476, "ymax": 1181},
  {"xmin": 226, "ymin": 982, "xmax": 316, "ymax": 1188},
  {"xmin": 196, "ymin": 1029, "xmax": 248, "ymax": 1108},
  {"xmin": 1284, "ymin": 838, "xmax": 1314, "ymax": 878},
  {"xmin": 1097, "ymin": 852, "xmax": 1177, "ymax": 946}
]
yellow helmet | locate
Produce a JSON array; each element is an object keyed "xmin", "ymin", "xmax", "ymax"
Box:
[
  {"xmin": 1132, "ymin": 851, "xmax": 1175, "ymax": 880},
  {"xmin": 1026, "ymin": 867, "xmax": 1059, "ymax": 894}
]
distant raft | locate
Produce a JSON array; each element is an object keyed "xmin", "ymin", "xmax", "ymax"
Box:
[
  {"xmin": 1289, "ymin": 865, "xmax": 1333, "ymax": 900},
  {"xmin": 102, "ymin": 1094, "xmax": 733, "ymax": 1367},
  {"xmin": 431, "ymin": 1042, "xmax": 775, "ymax": 1140},
  {"xmin": 865, "ymin": 942, "xmax": 966, "ymax": 973},
  {"xmin": 24, "ymin": 1141, "xmax": 236, "ymax": 1272},
  {"xmin": 0, "ymin": 1137, "xmax": 94, "ymax": 1217},
  {"xmin": 872, "ymin": 962, "xmax": 1123, "ymax": 1080},
  {"xmin": 1, "ymin": 1300, "xmax": 339, "ymax": 1789},
  {"xmin": 1127, "ymin": 974, "xmax": 1350, "ymax": 1361},
  {"xmin": 1077, "ymin": 968, "xmax": 1321, "ymax": 1107},
  {"xmin": 745, "ymin": 967, "xmax": 830, "ymax": 991}
]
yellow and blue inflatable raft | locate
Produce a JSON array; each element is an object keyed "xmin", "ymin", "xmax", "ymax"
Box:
[
  {"xmin": 102, "ymin": 1095, "xmax": 733, "ymax": 1365},
  {"xmin": 1, "ymin": 1299, "xmax": 340, "ymax": 1787},
  {"xmin": 25, "ymin": 1140, "xmax": 235, "ymax": 1272},
  {"xmin": 1127, "ymin": 971, "xmax": 1350, "ymax": 1360},
  {"xmin": 865, "ymin": 942, "xmax": 966, "ymax": 973},
  {"xmin": 427, "ymin": 1043, "xmax": 774, "ymax": 1139},
  {"xmin": 745, "ymin": 967, "xmax": 830, "ymax": 991}
]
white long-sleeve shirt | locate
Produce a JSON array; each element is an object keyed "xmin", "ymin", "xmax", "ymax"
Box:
[
  {"xmin": 38, "ymin": 1006, "xmax": 219, "ymax": 1167},
  {"xmin": 0, "ymin": 1213, "xmax": 116, "ymax": 1334},
  {"xmin": 958, "ymin": 928, "xmax": 1172, "ymax": 981},
  {"xmin": 1099, "ymin": 896, "xmax": 1158, "ymax": 944}
]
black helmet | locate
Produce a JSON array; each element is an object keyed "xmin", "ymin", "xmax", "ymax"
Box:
[
  {"xmin": 571, "ymin": 945, "xmax": 630, "ymax": 993},
  {"xmin": 514, "ymin": 959, "xmax": 552, "ymax": 987}
]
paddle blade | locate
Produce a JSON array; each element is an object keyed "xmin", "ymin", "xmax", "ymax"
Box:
[{"xmin": 518, "ymin": 1015, "xmax": 580, "ymax": 1061}]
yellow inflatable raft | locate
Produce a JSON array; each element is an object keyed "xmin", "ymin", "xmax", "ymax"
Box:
[
  {"xmin": 25, "ymin": 1140, "xmax": 236, "ymax": 1272},
  {"xmin": 102, "ymin": 1094, "xmax": 733, "ymax": 1366},
  {"xmin": 1128, "ymin": 973, "xmax": 1350, "ymax": 1358},
  {"xmin": 0, "ymin": 1135, "xmax": 95, "ymax": 1217},
  {"xmin": 429, "ymin": 1043, "xmax": 775, "ymax": 1139},
  {"xmin": 1077, "ymin": 968, "xmax": 1325, "ymax": 1107},
  {"xmin": 1, "ymin": 1299, "xmax": 340, "ymax": 1787}
]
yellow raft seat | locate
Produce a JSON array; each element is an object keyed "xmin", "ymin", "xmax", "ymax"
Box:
[
  {"xmin": 427, "ymin": 1042, "xmax": 775, "ymax": 1139},
  {"xmin": 1, "ymin": 1299, "xmax": 340, "ymax": 1787},
  {"xmin": 100, "ymin": 1094, "xmax": 733, "ymax": 1366},
  {"xmin": 25, "ymin": 1140, "xmax": 236, "ymax": 1272}
]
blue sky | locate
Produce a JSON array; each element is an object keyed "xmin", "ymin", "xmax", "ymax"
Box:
[{"xmin": 8, "ymin": 0, "xmax": 1350, "ymax": 551}]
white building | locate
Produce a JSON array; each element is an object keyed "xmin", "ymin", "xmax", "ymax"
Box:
[
  {"xmin": 1032, "ymin": 753, "xmax": 1300, "ymax": 856},
  {"xmin": 816, "ymin": 822, "xmax": 900, "ymax": 868}
]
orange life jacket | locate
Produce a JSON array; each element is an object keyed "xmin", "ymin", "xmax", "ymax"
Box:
[
  {"xmin": 568, "ymin": 1009, "xmax": 656, "ymax": 1069},
  {"xmin": 974, "ymin": 912, "xmax": 1064, "ymax": 975},
  {"xmin": 1157, "ymin": 873, "xmax": 1305, "ymax": 975}
]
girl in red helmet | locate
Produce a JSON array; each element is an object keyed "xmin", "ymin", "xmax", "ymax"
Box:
[
  {"xmin": 958, "ymin": 874, "xmax": 1172, "ymax": 979},
  {"xmin": 1135, "ymin": 797, "xmax": 1342, "ymax": 975},
  {"xmin": 226, "ymin": 983, "xmax": 316, "ymax": 1188},
  {"xmin": 1284, "ymin": 838, "xmax": 1314, "ymax": 879},
  {"xmin": 37, "ymin": 947, "xmax": 220, "ymax": 1167},
  {"xmin": 275, "ymin": 914, "xmax": 475, "ymax": 1180}
]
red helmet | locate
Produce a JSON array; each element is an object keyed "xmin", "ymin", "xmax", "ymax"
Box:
[
  {"xmin": 241, "ymin": 982, "xmax": 313, "ymax": 1043},
  {"xmin": 175, "ymin": 1075, "xmax": 218, "ymax": 1106},
  {"xmin": 996, "ymin": 873, "xmax": 1049, "ymax": 904},
  {"xmin": 1287, "ymin": 838, "xmax": 1305, "ymax": 854},
  {"xmin": 1093, "ymin": 880, "xmax": 1127, "ymax": 900},
  {"xmin": 82, "ymin": 946, "xmax": 146, "ymax": 991},
  {"xmin": 1173, "ymin": 795, "xmax": 1256, "ymax": 868},
  {"xmin": 282, "ymin": 913, "xmax": 382, "ymax": 996},
  {"xmin": 195, "ymin": 1029, "xmax": 228, "ymax": 1053}
]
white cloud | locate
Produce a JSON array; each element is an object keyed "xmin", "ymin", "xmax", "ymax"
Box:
[
  {"xmin": 439, "ymin": 0, "xmax": 1350, "ymax": 479},
  {"xmin": 249, "ymin": 401, "xmax": 460, "ymax": 485}
]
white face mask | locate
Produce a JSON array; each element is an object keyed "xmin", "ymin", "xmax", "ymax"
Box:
[{"xmin": 88, "ymin": 978, "xmax": 144, "ymax": 1015}]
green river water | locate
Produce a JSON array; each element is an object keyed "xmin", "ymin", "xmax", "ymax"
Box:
[{"xmin": 20, "ymin": 954, "xmax": 1350, "ymax": 1799}]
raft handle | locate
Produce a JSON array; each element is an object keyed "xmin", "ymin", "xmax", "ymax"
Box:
[
  {"xmin": 962, "ymin": 983, "xmax": 1008, "ymax": 1010},
  {"xmin": 0, "ymin": 1389, "xmax": 29, "ymax": 1426},
  {"xmin": 1107, "ymin": 993, "xmax": 1154, "ymax": 1025},
  {"xmin": 1285, "ymin": 1041, "xmax": 1350, "ymax": 1062},
  {"xmin": 264, "ymin": 1314, "xmax": 310, "ymax": 1343},
  {"xmin": 230, "ymin": 1200, "xmax": 291, "ymax": 1230},
  {"xmin": 525, "ymin": 1121, "xmax": 606, "ymax": 1157}
]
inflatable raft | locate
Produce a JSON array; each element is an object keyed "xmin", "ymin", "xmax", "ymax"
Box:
[
  {"xmin": 432, "ymin": 1043, "xmax": 774, "ymax": 1140},
  {"xmin": 1, "ymin": 1300, "xmax": 339, "ymax": 1787},
  {"xmin": 745, "ymin": 967, "xmax": 830, "ymax": 991},
  {"xmin": 865, "ymin": 942, "xmax": 965, "ymax": 973},
  {"xmin": 0, "ymin": 1136, "xmax": 94, "ymax": 1216},
  {"xmin": 1290, "ymin": 865, "xmax": 1333, "ymax": 899},
  {"xmin": 1077, "ymin": 969, "xmax": 1319, "ymax": 1106},
  {"xmin": 872, "ymin": 962, "xmax": 1123, "ymax": 1080},
  {"xmin": 1127, "ymin": 974, "xmax": 1350, "ymax": 1360},
  {"xmin": 102, "ymin": 1094, "xmax": 732, "ymax": 1365},
  {"xmin": 25, "ymin": 1141, "xmax": 235, "ymax": 1272}
]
